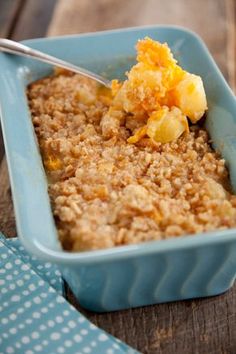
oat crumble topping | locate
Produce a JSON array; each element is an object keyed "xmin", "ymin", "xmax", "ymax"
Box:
[{"xmin": 27, "ymin": 70, "xmax": 236, "ymax": 251}]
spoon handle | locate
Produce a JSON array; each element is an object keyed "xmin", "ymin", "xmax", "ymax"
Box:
[{"xmin": 0, "ymin": 38, "xmax": 111, "ymax": 88}]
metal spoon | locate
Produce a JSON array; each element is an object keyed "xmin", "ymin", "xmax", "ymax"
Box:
[{"xmin": 0, "ymin": 38, "xmax": 111, "ymax": 88}]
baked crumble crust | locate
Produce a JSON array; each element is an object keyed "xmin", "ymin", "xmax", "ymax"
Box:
[{"xmin": 27, "ymin": 72, "xmax": 236, "ymax": 251}]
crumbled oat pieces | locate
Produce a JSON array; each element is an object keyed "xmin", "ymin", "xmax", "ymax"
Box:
[{"xmin": 27, "ymin": 72, "xmax": 236, "ymax": 251}]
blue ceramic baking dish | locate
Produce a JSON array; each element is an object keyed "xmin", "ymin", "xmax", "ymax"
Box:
[{"xmin": 0, "ymin": 26, "xmax": 236, "ymax": 312}]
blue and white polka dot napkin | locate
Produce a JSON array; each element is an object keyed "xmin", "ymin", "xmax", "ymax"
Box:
[
  {"xmin": 0, "ymin": 234, "xmax": 139, "ymax": 354},
  {"xmin": 4, "ymin": 237, "xmax": 64, "ymax": 295}
]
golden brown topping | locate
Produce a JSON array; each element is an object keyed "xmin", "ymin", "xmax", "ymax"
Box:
[
  {"xmin": 109, "ymin": 37, "xmax": 207, "ymax": 144},
  {"xmin": 26, "ymin": 38, "xmax": 234, "ymax": 252}
]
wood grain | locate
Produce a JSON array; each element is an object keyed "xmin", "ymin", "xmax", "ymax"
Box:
[
  {"xmin": 0, "ymin": 158, "xmax": 16, "ymax": 237},
  {"xmin": 0, "ymin": 0, "xmax": 236, "ymax": 353},
  {"xmin": 0, "ymin": 0, "xmax": 24, "ymax": 37},
  {"xmin": 67, "ymin": 286, "xmax": 236, "ymax": 354},
  {"xmin": 11, "ymin": 0, "xmax": 57, "ymax": 41}
]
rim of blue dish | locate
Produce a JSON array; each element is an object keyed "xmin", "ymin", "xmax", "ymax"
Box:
[{"xmin": 1, "ymin": 25, "xmax": 236, "ymax": 264}]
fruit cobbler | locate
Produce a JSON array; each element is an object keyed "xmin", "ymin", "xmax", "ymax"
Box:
[{"xmin": 27, "ymin": 38, "xmax": 236, "ymax": 251}]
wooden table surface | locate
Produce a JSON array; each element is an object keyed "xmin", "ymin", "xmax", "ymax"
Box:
[{"xmin": 0, "ymin": 1, "xmax": 235, "ymax": 353}]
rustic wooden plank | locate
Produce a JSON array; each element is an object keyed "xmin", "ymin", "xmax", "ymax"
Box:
[
  {"xmin": 0, "ymin": 0, "xmax": 235, "ymax": 353},
  {"xmin": 0, "ymin": 125, "xmax": 4, "ymax": 164},
  {"xmin": 11, "ymin": 0, "xmax": 57, "ymax": 40},
  {"xmin": 0, "ymin": 0, "xmax": 25, "ymax": 163},
  {"xmin": 67, "ymin": 286, "xmax": 236, "ymax": 354},
  {"xmin": 0, "ymin": 0, "xmax": 24, "ymax": 37},
  {"xmin": 0, "ymin": 158, "xmax": 16, "ymax": 237}
]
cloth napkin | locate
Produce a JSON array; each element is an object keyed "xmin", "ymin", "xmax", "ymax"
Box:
[{"xmin": 0, "ymin": 234, "xmax": 139, "ymax": 354}]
